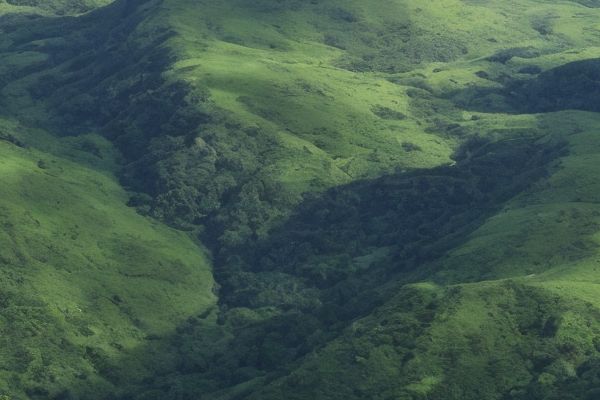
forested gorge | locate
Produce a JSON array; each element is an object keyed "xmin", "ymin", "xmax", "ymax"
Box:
[{"xmin": 2, "ymin": 0, "xmax": 600, "ymax": 399}]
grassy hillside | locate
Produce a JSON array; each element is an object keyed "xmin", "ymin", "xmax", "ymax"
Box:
[
  {"xmin": 0, "ymin": 119, "xmax": 217, "ymax": 399},
  {"xmin": 2, "ymin": 0, "xmax": 600, "ymax": 399},
  {"xmin": 0, "ymin": 0, "xmax": 112, "ymax": 15}
]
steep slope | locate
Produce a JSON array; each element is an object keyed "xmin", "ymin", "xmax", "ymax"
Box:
[
  {"xmin": 2, "ymin": 0, "xmax": 600, "ymax": 399},
  {"xmin": 0, "ymin": 120, "xmax": 216, "ymax": 399},
  {"xmin": 241, "ymin": 111, "xmax": 600, "ymax": 400}
]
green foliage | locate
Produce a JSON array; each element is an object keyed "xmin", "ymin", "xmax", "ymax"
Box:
[
  {"xmin": 509, "ymin": 59, "xmax": 600, "ymax": 113},
  {"xmin": 0, "ymin": 119, "xmax": 216, "ymax": 399},
  {"xmin": 2, "ymin": 0, "xmax": 600, "ymax": 399}
]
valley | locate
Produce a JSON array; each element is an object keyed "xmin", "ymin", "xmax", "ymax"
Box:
[{"xmin": 1, "ymin": 0, "xmax": 600, "ymax": 399}]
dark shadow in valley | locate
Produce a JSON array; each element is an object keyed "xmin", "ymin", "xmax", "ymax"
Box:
[
  {"xmin": 123, "ymin": 132, "xmax": 566, "ymax": 400},
  {"xmin": 221, "ymin": 134, "xmax": 567, "ymax": 294},
  {"xmin": 447, "ymin": 57, "xmax": 600, "ymax": 115}
]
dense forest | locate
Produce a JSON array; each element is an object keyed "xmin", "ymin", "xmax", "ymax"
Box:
[{"xmin": 2, "ymin": 0, "xmax": 600, "ymax": 399}]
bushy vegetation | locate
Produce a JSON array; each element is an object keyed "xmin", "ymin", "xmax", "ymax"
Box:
[
  {"xmin": 0, "ymin": 118, "xmax": 216, "ymax": 399},
  {"xmin": 509, "ymin": 59, "xmax": 600, "ymax": 113},
  {"xmin": 2, "ymin": 0, "xmax": 600, "ymax": 399}
]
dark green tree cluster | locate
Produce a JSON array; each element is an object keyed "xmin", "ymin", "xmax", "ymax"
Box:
[
  {"xmin": 113, "ymin": 136, "xmax": 567, "ymax": 399},
  {"xmin": 509, "ymin": 58, "xmax": 600, "ymax": 113}
]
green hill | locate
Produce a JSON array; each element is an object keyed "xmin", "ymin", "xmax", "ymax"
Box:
[
  {"xmin": 0, "ymin": 120, "xmax": 217, "ymax": 399},
  {"xmin": 2, "ymin": 0, "xmax": 600, "ymax": 399},
  {"xmin": 0, "ymin": 0, "xmax": 112, "ymax": 15}
]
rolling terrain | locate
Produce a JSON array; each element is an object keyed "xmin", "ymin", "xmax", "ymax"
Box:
[
  {"xmin": 2, "ymin": 0, "xmax": 600, "ymax": 399},
  {"xmin": 0, "ymin": 0, "xmax": 112, "ymax": 15}
]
